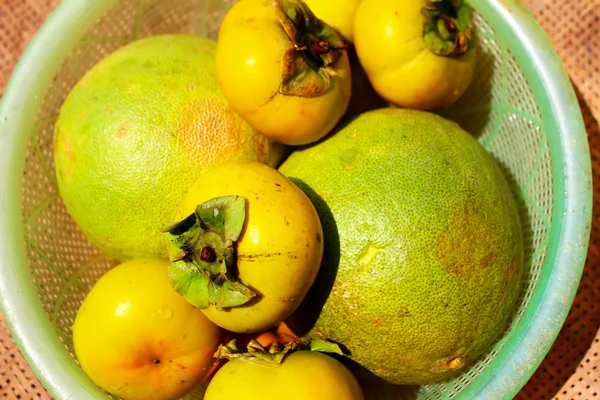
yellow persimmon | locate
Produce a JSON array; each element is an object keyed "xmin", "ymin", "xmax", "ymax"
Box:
[
  {"xmin": 215, "ymin": 0, "xmax": 352, "ymax": 145},
  {"xmin": 72, "ymin": 258, "xmax": 224, "ymax": 400},
  {"xmin": 165, "ymin": 161, "xmax": 324, "ymax": 333},
  {"xmin": 354, "ymin": 0, "xmax": 477, "ymax": 110}
]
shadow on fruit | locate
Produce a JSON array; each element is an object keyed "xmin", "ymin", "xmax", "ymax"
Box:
[{"xmin": 284, "ymin": 178, "xmax": 340, "ymax": 337}]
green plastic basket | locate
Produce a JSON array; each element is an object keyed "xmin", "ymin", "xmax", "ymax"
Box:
[{"xmin": 0, "ymin": 0, "xmax": 593, "ymax": 399}]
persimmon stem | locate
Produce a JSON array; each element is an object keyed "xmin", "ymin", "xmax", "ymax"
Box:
[
  {"xmin": 275, "ymin": 0, "xmax": 347, "ymax": 98},
  {"xmin": 422, "ymin": 0, "xmax": 474, "ymax": 57},
  {"xmin": 164, "ymin": 196, "xmax": 256, "ymax": 310}
]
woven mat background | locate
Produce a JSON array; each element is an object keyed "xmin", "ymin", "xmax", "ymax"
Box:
[{"xmin": 0, "ymin": 0, "xmax": 598, "ymax": 399}]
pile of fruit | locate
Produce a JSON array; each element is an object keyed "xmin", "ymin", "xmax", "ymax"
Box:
[{"xmin": 54, "ymin": 0, "xmax": 524, "ymax": 399}]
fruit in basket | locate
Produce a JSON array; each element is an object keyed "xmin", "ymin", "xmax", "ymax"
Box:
[
  {"xmin": 215, "ymin": 0, "xmax": 352, "ymax": 145},
  {"xmin": 205, "ymin": 341, "xmax": 364, "ymax": 400},
  {"xmin": 53, "ymin": 35, "xmax": 283, "ymax": 262},
  {"xmin": 72, "ymin": 258, "xmax": 224, "ymax": 400},
  {"xmin": 303, "ymin": 0, "xmax": 362, "ymax": 43},
  {"xmin": 279, "ymin": 108, "xmax": 524, "ymax": 384},
  {"xmin": 354, "ymin": 0, "xmax": 477, "ymax": 110},
  {"xmin": 165, "ymin": 161, "xmax": 324, "ymax": 334}
]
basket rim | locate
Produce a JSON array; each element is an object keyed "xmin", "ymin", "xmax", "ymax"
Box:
[
  {"xmin": 457, "ymin": 0, "xmax": 593, "ymax": 398},
  {"xmin": 0, "ymin": 0, "xmax": 593, "ymax": 399},
  {"xmin": 0, "ymin": 1, "xmax": 119, "ymax": 398}
]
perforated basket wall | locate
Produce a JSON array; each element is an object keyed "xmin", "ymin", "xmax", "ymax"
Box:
[{"xmin": 10, "ymin": 0, "xmax": 574, "ymax": 399}]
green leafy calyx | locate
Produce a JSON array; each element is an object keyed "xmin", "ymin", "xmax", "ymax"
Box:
[
  {"xmin": 213, "ymin": 338, "xmax": 345, "ymax": 365},
  {"xmin": 422, "ymin": 0, "xmax": 474, "ymax": 56},
  {"xmin": 165, "ymin": 196, "xmax": 255, "ymax": 310},
  {"xmin": 275, "ymin": 0, "xmax": 348, "ymax": 98},
  {"xmin": 214, "ymin": 339, "xmax": 301, "ymax": 365}
]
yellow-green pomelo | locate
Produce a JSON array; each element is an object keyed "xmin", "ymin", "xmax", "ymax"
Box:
[
  {"xmin": 54, "ymin": 35, "xmax": 282, "ymax": 261},
  {"xmin": 279, "ymin": 108, "xmax": 523, "ymax": 385}
]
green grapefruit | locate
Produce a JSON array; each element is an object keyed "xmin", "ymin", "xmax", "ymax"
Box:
[
  {"xmin": 279, "ymin": 108, "xmax": 523, "ymax": 385},
  {"xmin": 54, "ymin": 35, "xmax": 283, "ymax": 261}
]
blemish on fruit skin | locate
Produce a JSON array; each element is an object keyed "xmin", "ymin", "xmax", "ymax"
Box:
[
  {"xmin": 447, "ymin": 357, "xmax": 464, "ymax": 370},
  {"xmin": 507, "ymin": 255, "xmax": 518, "ymax": 279},
  {"xmin": 115, "ymin": 122, "xmax": 130, "ymax": 138},
  {"xmin": 434, "ymin": 201, "xmax": 496, "ymax": 279},
  {"xmin": 340, "ymin": 148, "xmax": 359, "ymax": 165},
  {"xmin": 174, "ymin": 362, "xmax": 187, "ymax": 371},
  {"xmin": 298, "ymin": 107, "xmax": 311, "ymax": 118},
  {"xmin": 63, "ymin": 140, "xmax": 77, "ymax": 162},
  {"xmin": 238, "ymin": 252, "xmax": 298, "ymax": 261},
  {"xmin": 398, "ymin": 307, "xmax": 411, "ymax": 318},
  {"xmin": 358, "ymin": 244, "xmax": 384, "ymax": 266},
  {"xmin": 348, "ymin": 191, "xmax": 367, "ymax": 200},
  {"xmin": 479, "ymin": 252, "xmax": 495, "ymax": 268},
  {"xmin": 429, "ymin": 354, "xmax": 465, "ymax": 374}
]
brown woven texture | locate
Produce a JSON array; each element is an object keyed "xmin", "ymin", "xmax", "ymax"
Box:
[{"xmin": 0, "ymin": 0, "xmax": 598, "ymax": 399}]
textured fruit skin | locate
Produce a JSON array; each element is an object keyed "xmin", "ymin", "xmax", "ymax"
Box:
[
  {"xmin": 72, "ymin": 259, "xmax": 224, "ymax": 400},
  {"xmin": 174, "ymin": 161, "xmax": 324, "ymax": 333},
  {"xmin": 353, "ymin": 0, "xmax": 476, "ymax": 110},
  {"xmin": 54, "ymin": 35, "xmax": 280, "ymax": 262},
  {"xmin": 215, "ymin": 0, "xmax": 352, "ymax": 145},
  {"xmin": 303, "ymin": 0, "xmax": 362, "ymax": 43},
  {"xmin": 205, "ymin": 351, "xmax": 364, "ymax": 400},
  {"xmin": 279, "ymin": 108, "xmax": 523, "ymax": 385}
]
